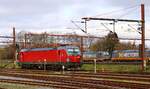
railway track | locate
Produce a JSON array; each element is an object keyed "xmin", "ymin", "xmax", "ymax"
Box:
[
  {"xmin": 0, "ymin": 78, "xmax": 81, "ymax": 89},
  {"xmin": 0, "ymin": 69, "xmax": 150, "ymax": 89},
  {"xmin": 83, "ymin": 60, "xmax": 150, "ymax": 65},
  {"xmin": 0, "ymin": 74, "xmax": 149, "ymax": 89},
  {"xmin": 1, "ymin": 71, "xmax": 150, "ymax": 83},
  {"xmin": 1, "ymin": 69, "xmax": 150, "ymax": 82},
  {"xmin": 0, "ymin": 75, "xmax": 121, "ymax": 89},
  {"xmin": 1, "ymin": 68, "xmax": 150, "ymax": 80}
]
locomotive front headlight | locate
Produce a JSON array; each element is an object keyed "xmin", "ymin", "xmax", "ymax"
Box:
[
  {"xmin": 77, "ymin": 55, "xmax": 81, "ymax": 59},
  {"xmin": 67, "ymin": 58, "xmax": 70, "ymax": 62}
]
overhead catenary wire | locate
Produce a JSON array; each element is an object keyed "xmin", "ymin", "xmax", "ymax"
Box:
[
  {"xmin": 92, "ymin": 4, "xmax": 140, "ymax": 18},
  {"xmin": 100, "ymin": 23, "xmax": 112, "ymax": 32},
  {"xmin": 70, "ymin": 20, "xmax": 86, "ymax": 33},
  {"xmin": 146, "ymin": 5, "xmax": 150, "ymax": 22},
  {"xmin": 117, "ymin": 6, "xmax": 139, "ymax": 19},
  {"xmin": 81, "ymin": 4, "xmax": 150, "ymax": 44},
  {"xmin": 128, "ymin": 24, "xmax": 141, "ymax": 34}
]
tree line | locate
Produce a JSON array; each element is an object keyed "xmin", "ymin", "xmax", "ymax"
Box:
[
  {"xmin": 90, "ymin": 31, "xmax": 139, "ymax": 57},
  {"xmin": 0, "ymin": 31, "xmax": 139, "ymax": 60}
]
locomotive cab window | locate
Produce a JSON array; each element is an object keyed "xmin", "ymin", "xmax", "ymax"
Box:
[{"xmin": 67, "ymin": 48, "xmax": 80, "ymax": 55}]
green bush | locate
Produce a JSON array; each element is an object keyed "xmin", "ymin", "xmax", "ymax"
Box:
[{"xmin": 0, "ymin": 45, "xmax": 14, "ymax": 59}]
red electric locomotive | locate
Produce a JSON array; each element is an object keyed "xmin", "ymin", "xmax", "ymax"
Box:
[{"xmin": 16, "ymin": 46, "xmax": 81, "ymax": 69}]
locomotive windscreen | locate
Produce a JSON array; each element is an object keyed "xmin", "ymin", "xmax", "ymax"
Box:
[
  {"xmin": 57, "ymin": 46, "xmax": 81, "ymax": 56},
  {"xmin": 67, "ymin": 48, "xmax": 80, "ymax": 55}
]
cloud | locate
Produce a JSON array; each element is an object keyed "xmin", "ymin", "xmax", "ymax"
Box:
[
  {"xmin": 0, "ymin": 0, "xmax": 108, "ymax": 28},
  {"xmin": 0, "ymin": 0, "xmax": 149, "ymax": 34},
  {"xmin": 0, "ymin": 0, "xmax": 150, "ymax": 47}
]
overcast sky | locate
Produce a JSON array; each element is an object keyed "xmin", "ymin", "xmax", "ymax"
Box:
[{"xmin": 0, "ymin": 0, "xmax": 150, "ymax": 35}]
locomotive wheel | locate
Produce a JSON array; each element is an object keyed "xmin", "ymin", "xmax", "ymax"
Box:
[{"xmin": 21, "ymin": 64, "xmax": 25, "ymax": 69}]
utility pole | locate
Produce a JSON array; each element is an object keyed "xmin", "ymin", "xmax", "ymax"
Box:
[
  {"xmin": 141, "ymin": 4, "xmax": 146, "ymax": 71},
  {"xmin": 13, "ymin": 27, "xmax": 16, "ymax": 47},
  {"xmin": 80, "ymin": 36, "xmax": 84, "ymax": 60},
  {"xmin": 113, "ymin": 21, "xmax": 116, "ymax": 32},
  {"xmin": 24, "ymin": 34, "xmax": 27, "ymax": 48},
  {"xmin": 13, "ymin": 27, "xmax": 16, "ymax": 60},
  {"xmin": 84, "ymin": 19, "xmax": 87, "ymax": 33}
]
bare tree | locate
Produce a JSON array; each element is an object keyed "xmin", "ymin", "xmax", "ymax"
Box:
[{"xmin": 90, "ymin": 31, "xmax": 119, "ymax": 57}]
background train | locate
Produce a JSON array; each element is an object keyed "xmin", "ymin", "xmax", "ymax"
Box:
[
  {"xmin": 112, "ymin": 50, "xmax": 150, "ymax": 61},
  {"xmin": 83, "ymin": 51, "xmax": 110, "ymax": 62},
  {"xmin": 83, "ymin": 50, "xmax": 150, "ymax": 61},
  {"xmin": 16, "ymin": 46, "xmax": 81, "ymax": 69}
]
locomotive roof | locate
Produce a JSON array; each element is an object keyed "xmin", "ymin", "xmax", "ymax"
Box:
[
  {"xmin": 57, "ymin": 45, "xmax": 79, "ymax": 49},
  {"xmin": 20, "ymin": 46, "xmax": 79, "ymax": 52},
  {"xmin": 20, "ymin": 48, "xmax": 55, "ymax": 52}
]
